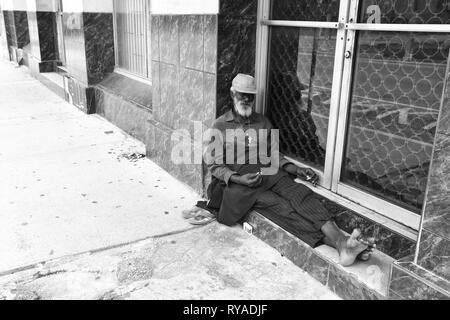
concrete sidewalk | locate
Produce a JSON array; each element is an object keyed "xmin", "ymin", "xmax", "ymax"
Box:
[{"xmin": 0, "ymin": 61, "xmax": 338, "ymax": 300}]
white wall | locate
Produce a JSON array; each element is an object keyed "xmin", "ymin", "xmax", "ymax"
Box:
[
  {"xmin": 0, "ymin": 0, "xmax": 28, "ymax": 11},
  {"xmin": 35, "ymin": 0, "xmax": 58, "ymax": 12},
  {"xmin": 62, "ymin": 0, "xmax": 113, "ymax": 13},
  {"xmin": 0, "ymin": 0, "xmax": 57, "ymax": 12},
  {"xmin": 151, "ymin": 0, "xmax": 219, "ymax": 14}
]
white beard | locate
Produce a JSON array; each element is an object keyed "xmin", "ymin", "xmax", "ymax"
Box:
[{"xmin": 234, "ymin": 101, "xmax": 254, "ymax": 118}]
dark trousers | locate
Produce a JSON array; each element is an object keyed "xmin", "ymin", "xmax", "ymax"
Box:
[{"xmin": 254, "ymin": 176, "xmax": 334, "ymax": 247}]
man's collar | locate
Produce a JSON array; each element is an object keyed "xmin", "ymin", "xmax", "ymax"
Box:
[{"xmin": 225, "ymin": 109, "xmax": 257, "ymax": 123}]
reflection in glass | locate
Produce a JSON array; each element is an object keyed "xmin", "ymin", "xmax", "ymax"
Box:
[
  {"xmin": 342, "ymin": 31, "xmax": 449, "ymax": 213},
  {"xmin": 359, "ymin": 0, "xmax": 450, "ymax": 24},
  {"xmin": 266, "ymin": 27, "xmax": 337, "ymax": 170},
  {"xmin": 271, "ymin": 0, "xmax": 340, "ymax": 21}
]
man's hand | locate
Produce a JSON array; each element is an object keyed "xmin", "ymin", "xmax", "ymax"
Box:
[
  {"xmin": 231, "ymin": 173, "xmax": 263, "ymax": 188},
  {"xmin": 296, "ymin": 167, "xmax": 319, "ymax": 187}
]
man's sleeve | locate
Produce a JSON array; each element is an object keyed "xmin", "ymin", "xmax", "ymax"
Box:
[{"xmin": 204, "ymin": 122, "xmax": 237, "ymax": 185}]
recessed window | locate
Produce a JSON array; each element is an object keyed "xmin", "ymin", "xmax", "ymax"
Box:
[{"xmin": 113, "ymin": 0, "xmax": 151, "ymax": 79}]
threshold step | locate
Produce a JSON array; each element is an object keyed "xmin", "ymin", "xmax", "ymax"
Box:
[{"xmin": 245, "ymin": 211, "xmax": 394, "ymax": 300}]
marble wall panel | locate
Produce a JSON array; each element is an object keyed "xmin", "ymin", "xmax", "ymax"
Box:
[
  {"xmin": 28, "ymin": 11, "xmax": 58, "ymax": 62},
  {"xmin": 27, "ymin": 11, "xmax": 40, "ymax": 60},
  {"xmin": 13, "ymin": 11, "xmax": 30, "ymax": 49},
  {"xmin": 3, "ymin": 11, "xmax": 16, "ymax": 47},
  {"xmin": 203, "ymin": 72, "xmax": 217, "ymax": 129},
  {"xmin": 204, "ymin": 15, "xmax": 217, "ymax": 74},
  {"xmin": 216, "ymin": 0, "xmax": 257, "ymax": 117},
  {"xmin": 219, "ymin": 0, "xmax": 258, "ymax": 18},
  {"xmin": 152, "ymin": 61, "xmax": 161, "ymax": 109},
  {"xmin": 83, "ymin": 12, "xmax": 114, "ymax": 85},
  {"xmin": 389, "ymin": 264, "xmax": 449, "ymax": 300},
  {"xmin": 180, "ymin": 15, "xmax": 203, "ymax": 71},
  {"xmin": 327, "ymin": 264, "xmax": 383, "ymax": 300},
  {"xmin": 37, "ymin": 11, "xmax": 58, "ymax": 61},
  {"xmin": 0, "ymin": 10, "xmax": 8, "ymax": 59},
  {"xmin": 146, "ymin": 120, "xmax": 204, "ymax": 194},
  {"xmin": 95, "ymin": 88, "xmax": 152, "ymax": 144},
  {"xmin": 151, "ymin": 16, "xmax": 160, "ymax": 62},
  {"xmin": 150, "ymin": 14, "xmax": 217, "ymax": 194},
  {"xmin": 62, "ymin": 12, "xmax": 87, "ymax": 84},
  {"xmin": 417, "ymin": 229, "xmax": 450, "ymax": 282},
  {"xmin": 97, "ymin": 72, "xmax": 152, "ymax": 110},
  {"xmin": 159, "ymin": 15, "xmax": 179, "ymax": 66},
  {"xmin": 422, "ymin": 133, "xmax": 450, "ymax": 240},
  {"xmin": 157, "ymin": 62, "xmax": 180, "ymax": 128}
]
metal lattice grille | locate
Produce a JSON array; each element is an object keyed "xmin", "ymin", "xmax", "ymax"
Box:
[
  {"xmin": 342, "ymin": 31, "xmax": 449, "ymax": 212},
  {"xmin": 271, "ymin": 0, "xmax": 341, "ymax": 21},
  {"xmin": 267, "ymin": 27, "xmax": 337, "ymax": 170},
  {"xmin": 114, "ymin": 0, "xmax": 150, "ymax": 78},
  {"xmin": 359, "ymin": 0, "xmax": 450, "ymax": 24}
]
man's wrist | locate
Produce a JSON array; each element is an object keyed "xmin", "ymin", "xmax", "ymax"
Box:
[
  {"xmin": 229, "ymin": 174, "xmax": 242, "ymax": 185},
  {"xmin": 283, "ymin": 163, "xmax": 298, "ymax": 175}
]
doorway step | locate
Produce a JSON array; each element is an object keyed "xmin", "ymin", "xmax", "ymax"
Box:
[{"xmin": 245, "ymin": 211, "xmax": 394, "ymax": 300}]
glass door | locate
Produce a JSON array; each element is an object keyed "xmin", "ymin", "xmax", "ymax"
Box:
[
  {"xmin": 333, "ymin": 0, "xmax": 450, "ymax": 229},
  {"xmin": 259, "ymin": 0, "xmax": 450, "ymax": 230},
  {"xmin": 257, "ymin": 0, "xmax": 350, "ymax": 188}
]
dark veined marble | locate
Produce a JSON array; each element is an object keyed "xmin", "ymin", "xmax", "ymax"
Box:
[
  {"xmin": 220, "ymin": 0, "xmax": 258, "ymax": 19},
  {"xmin": 389, "ymin": 263, "xmax": 449, "ymax": 300},
  {"xmin": 37, "ymin": 12, "xmax": 58, "ymax": 61},
  {"xmin": 396, "ymin": 261, "xmax": 450, "ymax": 294},
  {"xmin": 13, "ymin": 11, "xmax": 30, "ymax": 49},
  {"xmin": 3, "ymin": 11, "xmax": 16, "ymax": 47},
  {"xmin": 27, "ymin": 11, "xmax": 58, "ymax": 62},
  {"xmin": 83, "ymin": 13, "xmax": 115, "ymax": 85},
  {"xmin": 422, "ymin": 133, "xmax": 450, "ymax": 239},
  {"xmin": 27, "ymin": 11, "xmax": 40, "ymax": 59},
  {"xmin": 3, "ymin": 10, "xmax": 30, "ymax": 49},
  {"xmin": 417, "ymin": 229, "xmax": 450, "ymax": 282},
  {"xmin": 217, "ymin": 0, "xmax": 258, "ymax": 117}
]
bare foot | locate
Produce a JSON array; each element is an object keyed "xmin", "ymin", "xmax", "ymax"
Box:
[
  {"xmin": 338, "ymin": 229, "xmax": 369, "ymax": 267},
  {"xmin": 357, "ymin": 237, "xmax": 377, "ymax": 262}
]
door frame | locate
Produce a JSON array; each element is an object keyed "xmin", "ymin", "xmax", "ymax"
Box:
[{"xmin": 255, "ymin": 0, "xmax": 450, "ymax": 231}]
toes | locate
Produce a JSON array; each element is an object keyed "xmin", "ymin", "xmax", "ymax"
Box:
[{"xmin": 351, "ymin": 229, "xmax": 362, "ymax": 240}]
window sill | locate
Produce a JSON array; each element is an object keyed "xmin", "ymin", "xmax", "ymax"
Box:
[{"xmin": 96, "ymin": 71, "xmax": 152, "ymax": 111}]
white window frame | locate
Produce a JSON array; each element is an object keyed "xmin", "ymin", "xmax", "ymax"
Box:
[
  {"xmin": 112, "ymin": 0, "xmax": 152, "ymax": 84},
  {"xmin": 255, "ymin": 0, "xmax": 450, "ymax": 233}
]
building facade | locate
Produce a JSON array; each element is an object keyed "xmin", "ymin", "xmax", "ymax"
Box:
[{"xmin": 0, "ymin": 0, "xmax": 449, "ymax": 299}]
